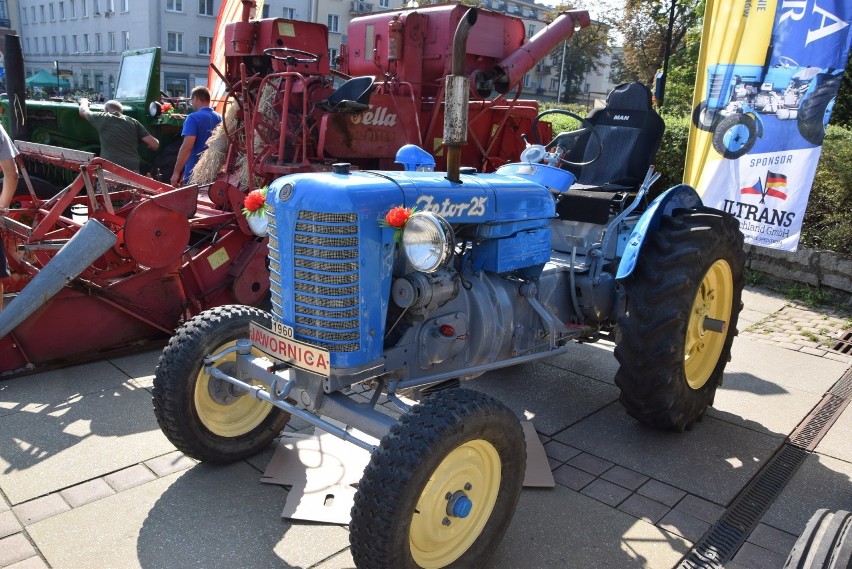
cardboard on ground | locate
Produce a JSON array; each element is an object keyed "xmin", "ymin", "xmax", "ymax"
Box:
[{"xmin": 263, "ymin": 421, "xmax": 554, "ymax": 524}]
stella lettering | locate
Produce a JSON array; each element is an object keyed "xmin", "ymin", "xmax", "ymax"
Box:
[{"xmin": 351, "ymin": 105, "xmax": 397, "ymax": 127}]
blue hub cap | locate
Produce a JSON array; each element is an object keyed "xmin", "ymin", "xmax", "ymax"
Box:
[
  {"xmin": 447, "ymin": 491, "xmax": 473, "ymax": 518},
  {"xmin": 723, "ymin": 124, "xmax": 750, "ymax": 152}
]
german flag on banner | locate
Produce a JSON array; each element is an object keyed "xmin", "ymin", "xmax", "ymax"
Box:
[
  {"xmin": 765, "ymin": 171, "xmax": 788, "ymax": 201},
  {"xmin": 683, "ymin": 0, "xmax": 852, "ymax": 251},
  {"xmin": 207, "ymin": 0, "xmax": 265, "ymax": 113}
]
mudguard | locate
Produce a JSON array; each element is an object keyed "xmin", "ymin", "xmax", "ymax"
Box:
[{"xmin": 615, "ymin": 184, "xmax": 703, "ymax": 280}]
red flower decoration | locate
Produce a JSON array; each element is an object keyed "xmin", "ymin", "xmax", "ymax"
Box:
[
  {"xmin": 385, "ymin": 206, "xmax": 414, "ymax": 228},
  {"xmin": 242, "ymin": 187, "xmax": 271, "ymax": 218},
  {"xmin": 161, "ymin": 102, "xmax": 173, "ymax": 113}
]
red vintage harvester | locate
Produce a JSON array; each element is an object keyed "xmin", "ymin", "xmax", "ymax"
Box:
[{"xmin": 0, "ymin": 1, "xmax": 589, "ymax": 376}]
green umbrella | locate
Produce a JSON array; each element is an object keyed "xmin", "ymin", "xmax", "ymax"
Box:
[{"xmin": 26, "ymin": 69, "xmax": 71, "ymax": 89}]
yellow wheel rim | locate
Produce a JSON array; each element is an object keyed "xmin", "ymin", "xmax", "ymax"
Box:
[
  {"xmin": 409, "ymin": 439, "xmax": 501, "ymax": 569},
  {"xmin": 685, "ymin": 259, "xmax": 734, "ymax": 389},
  {"xmin": 193, "ymin": 341, "xmax": 273, "ymax": 437}
]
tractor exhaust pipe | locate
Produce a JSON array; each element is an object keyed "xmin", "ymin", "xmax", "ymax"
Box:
[
  {"xmin": 444, "ymin": 8, "xmax": 477, "ymax": 184},
  {"xmin": 0, "ymin": 220, "xmax": 117, "ymax": 339}
]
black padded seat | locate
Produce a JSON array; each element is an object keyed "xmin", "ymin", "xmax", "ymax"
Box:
[
  {"xmin": 563, "ymin": 82, "xmax": 665, "ymax": 190},
  {"xmin": 316, "ymin": 76, "xmax": 375, "ymax": 113},
  {"xmin": 557, "ymin": 82, "xmax": 665, "ymax": 223}
]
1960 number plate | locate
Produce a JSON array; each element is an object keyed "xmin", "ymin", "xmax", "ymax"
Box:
[{"xmin": 249, "ymin": 321, "xmax": 330, "ymax": 376}]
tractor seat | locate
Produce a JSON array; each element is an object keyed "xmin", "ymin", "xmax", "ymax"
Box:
[
  {"xmin": 556, "ymin": 82, "xmax": 665, "ymax": 224},
  {"xmin": 316, "ymin": 76, "xmax": 375, "ymax": 113}
]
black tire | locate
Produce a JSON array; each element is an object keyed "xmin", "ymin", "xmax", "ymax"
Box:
[
  {"xmin": 798, "ymin": 76, "xmax": 840, "ymax": 146},
  {"xmin": 152, "ymin": 305, "xmax": 291, "ymax": 462},
  {"xmin": 692, "ymin": 101, "xmax": 720, "ymax": 132},
  {"xmin": 614, "ymin": 207, "xmax": 745, "ymax": 431},
  {"xmin": 350, "ymin": 388, "xmax": 525, "ymax": 569},
  {"xmin": 13, "ymin": 176, "xmax": 61, "ymax": 199},
  {"xmin": 784, "ymin": 509, "xmax": 852, "ymax": 569},
  {"xmin": 150, "ymin": 140, "xmax": 182, "ymax": 183},
  {"xmin": 712, "ymin": 113, "xmax": 757, "ymax": 159}
]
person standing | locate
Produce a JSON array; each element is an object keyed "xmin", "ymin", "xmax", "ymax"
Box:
[
  {"xmin": 79, "ymin": 98, "xmax": 159, "ymax": 172},
  {"xmin": 171, "ymin": 86, "xmax": 222, "ymax": 186},
  {"xmin": 0, "ymin": 123, "xmax": 20, "ymax": 312}
]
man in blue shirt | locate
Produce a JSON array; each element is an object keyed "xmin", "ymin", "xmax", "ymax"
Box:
[{"xmin": 170, "ymin": 86, "xmax": 222, "ymax": 186}]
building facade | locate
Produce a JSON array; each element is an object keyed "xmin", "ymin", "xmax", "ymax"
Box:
[{"xmin": 9, "ymin": 0, "xmax": 613, "ymax": 104}]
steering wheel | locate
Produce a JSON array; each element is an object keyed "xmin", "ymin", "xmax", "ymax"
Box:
[
  {"xmin": 776, "ymin": 56, "xmax": 799, "ymax": 68},
  {"xmin": 263, "ymin": 47, "xmax": 320, "ymax": 65},
  {"xmin": 531, "ymin": 109, "xmax": 603, "ymax": 168}
]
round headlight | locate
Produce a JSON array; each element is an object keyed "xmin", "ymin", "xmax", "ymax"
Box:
[{"xmin": 401, "ymin": 212, "xmax": 454, "ymax": 273}]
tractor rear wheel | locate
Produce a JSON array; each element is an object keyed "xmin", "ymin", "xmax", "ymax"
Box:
[
  {"xmin": 798, "ymin": 75, "xmax": 840, "ymax": 146},
  {"xmin": 350, "ymin": 388, "xmax": 525, "ymax": 569},
  {"xmin": 692, "ymin": 101, "xmax": 720, "ymax": 132},
  {"xmin": 614, "ymin": 207, "xmax": 744, "ymax": 431},
  {"xmin": 713, "ymin": 113, "xmax": 757, "ymax": 159},
  {"xmin": 784, "ymin": 509, "xmax": 852, "ymax": 568},
  {"xmin": 152, "ymin": 305, "xmax": 290, "ymax": 462}
]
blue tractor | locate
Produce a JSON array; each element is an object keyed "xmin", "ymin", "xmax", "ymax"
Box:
[
  {"xmin": 150, "ymin": 13, "xmax": 745, "ymax": 566},
  {"xmin": 694, "ymin": 57, "xmax": 843, "ymax": 158}
]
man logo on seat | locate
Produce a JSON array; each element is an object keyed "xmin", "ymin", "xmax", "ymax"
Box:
[{"xmin": 613, "ymin": 114, "xmax": 631, "ymax": 120}]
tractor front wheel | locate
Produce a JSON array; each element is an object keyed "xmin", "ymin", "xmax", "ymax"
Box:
[
  {"xmin": 713, "ymin": 113, "xmax": 757, "ymax": 159},
  {"xmin": 614, "ymin": 208, "xmax": 745, "ymax": 431},
  {"xmin": 692, "ymin": 101, "xmax": 720, "ymax": 132},
  {"xmin": 350, "ymin": 388, "xmax": 525, "ymax": 569},
  {"xmin": 152, "ymin": 305, "xmax": 291, "ymax": 462}
]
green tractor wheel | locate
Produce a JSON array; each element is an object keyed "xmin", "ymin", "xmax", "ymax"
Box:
[
  {"xmin": 350, "ymin": 388, "xmax": 525, "ymax": 569},
  {"xmin": 152, "ymin": 305, "xmax": 291, "ymax": 462},
  {"xmin": 614, "ymin": 207, "xmax": 745, "ymax": 431}
]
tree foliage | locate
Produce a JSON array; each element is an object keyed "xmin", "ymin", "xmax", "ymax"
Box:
[{"xmin": 546, "ymin": 3, "xmax": 611, "ymax": 103}]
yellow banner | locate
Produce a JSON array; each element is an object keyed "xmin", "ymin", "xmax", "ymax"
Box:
[{"xmin": 684, "ymin": 0, "xmax": 778, "ymax": 187}]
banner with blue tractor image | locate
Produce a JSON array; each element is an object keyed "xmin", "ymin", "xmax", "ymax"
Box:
[{"xmin": 684, "ymin": 0, "xmax": 851, "ymax": 251}]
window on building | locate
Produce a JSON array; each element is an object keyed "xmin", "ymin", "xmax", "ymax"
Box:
[
  {"xmin": 93, "ymin": 0, "xmax": 101, "ymax": 14},
  {"xmin": 83, "ymin": 34, "xmax": 90, "ymax": 52},
  {"xmin": 42, "ymin": 37, "xmax": 48, "ymax": 53},
  {"xmin": 52, "ymin": 36, "xmax": 58, "ymax": 53},
  {"xmin": 106, "ymin": 0, "xmax": 114, "ymax": 12},
  {"xmin": 95, "ymin": 73, "xmax": 104, "ymax": 94},
  {"xmin": 121, "ymin": 0, "xmax": 128, "ymax": 12},
  {"xmin": 527, "ymin": 24, "xmax": 536, "ymax": 38},
  {"xmin": 165, "ymin": 77, "xmax": 188, "ymax": 97},
  {"xmin": 198, "ymin": 35, "xmax": 212, "ymax": 55},
  {"xmin": 40, "ymin": 5, "xmax": 46, "ymax": 21},
  {"xmin": 25, "ymin": 38, "xmax": 30, "ymax": 53},
  {"xmin": 73, "ymin": 35, "xmax": 78, "ymax": 52},
  {"xmin": 166, "ymin": 0, "xmax": 183, "ymax": 12},
  {"xmin": 95, "ymin": 33, "xmax": 102, "ymax": 52},
  {"xmin": 261, "ymin": 5, "xmax": 269, "ymax": 17},
  {"xmin": 63, "ymin": 36, "xmax": 68, "ymax": 53},
  {"xmin": 523, "ymin": 73, "xmax": 531, "ymax": 88},
  {"xmin": 22, "ymin": 8, "xmax": 27, "ymax": 24},
  {"xmin": 167, "ymin": 32, "xmax": 183, "ymax": 53},
  {"xmin": 31, "ymin": 7, "xmax": 36, "ymax": 22},
  {"xmin": 283, "ymin": 7, "xmax": 295, "ymax": 18},
  {"xmin": 199, "ymin": 0, "xmax": 213, "ymax": 15},
  {"xmin": 328, "ymin": 48, "xmax": 339, "ymax": 68},
  {"xmin": 50, "ymin": 3, "xmax": 56, "ymax": 21},
  {"xmin": 109, "ymin": 32, "xmax": 116, "ymax": 52},
  {"xmin": 59, "ymin": 1, "xmax": 65, "ymax": 19},
  {"xmin": 123, "ymin": 31, "xmax": 130, "ymax": 50},
  {"xmin": 327, "ymin": 14, "xmax": 339, "ymax": 33},
  {"xmin": 82, "ymin": 0, "xmax": 87, "ymax": 16},
  {"xmin": 379, "ymin": 0, "xmax": 389, "ymax": 7},
  {"xmin": 550, "ymin": 77, "xmax": 559, "ymax": 91},
  {"xmin": 70, "ymin": 0, "xmax": 77, "ymax": 18}
]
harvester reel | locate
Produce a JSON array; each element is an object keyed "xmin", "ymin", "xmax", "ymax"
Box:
[
  {"xmin": 263, "ymin": 47, "xmax": 320, "ymax": 65},
  {"xmin": 531, "ymin": 109, "xmax": 603, "ymax": 168}
]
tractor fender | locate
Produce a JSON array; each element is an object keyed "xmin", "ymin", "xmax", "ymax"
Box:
[{"xmin": 615, "ymin": 184, "xmax": 703, "ymax": 280}]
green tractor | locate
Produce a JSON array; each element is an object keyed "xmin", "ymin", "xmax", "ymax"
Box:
[{"xmin": 0, "ymin": 47, "xmax": 186, "ymax": 185}]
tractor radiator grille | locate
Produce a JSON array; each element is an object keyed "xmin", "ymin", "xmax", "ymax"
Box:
[
  {"xmin": 291, "ymin": 210, "xmax": 361, "ymax": 353},
  {"xmin": 708, "ymin": 73, "xmax": 725, "ymax": 100}
]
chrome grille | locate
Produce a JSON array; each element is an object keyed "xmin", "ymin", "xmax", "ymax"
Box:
[
  {"xmin": 292, "ymin": 210, "xmax": 361, "ymax": 352},
  {"xmin": 708, "ymin": 74, "xmax": 724, "ymax": 100}
]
